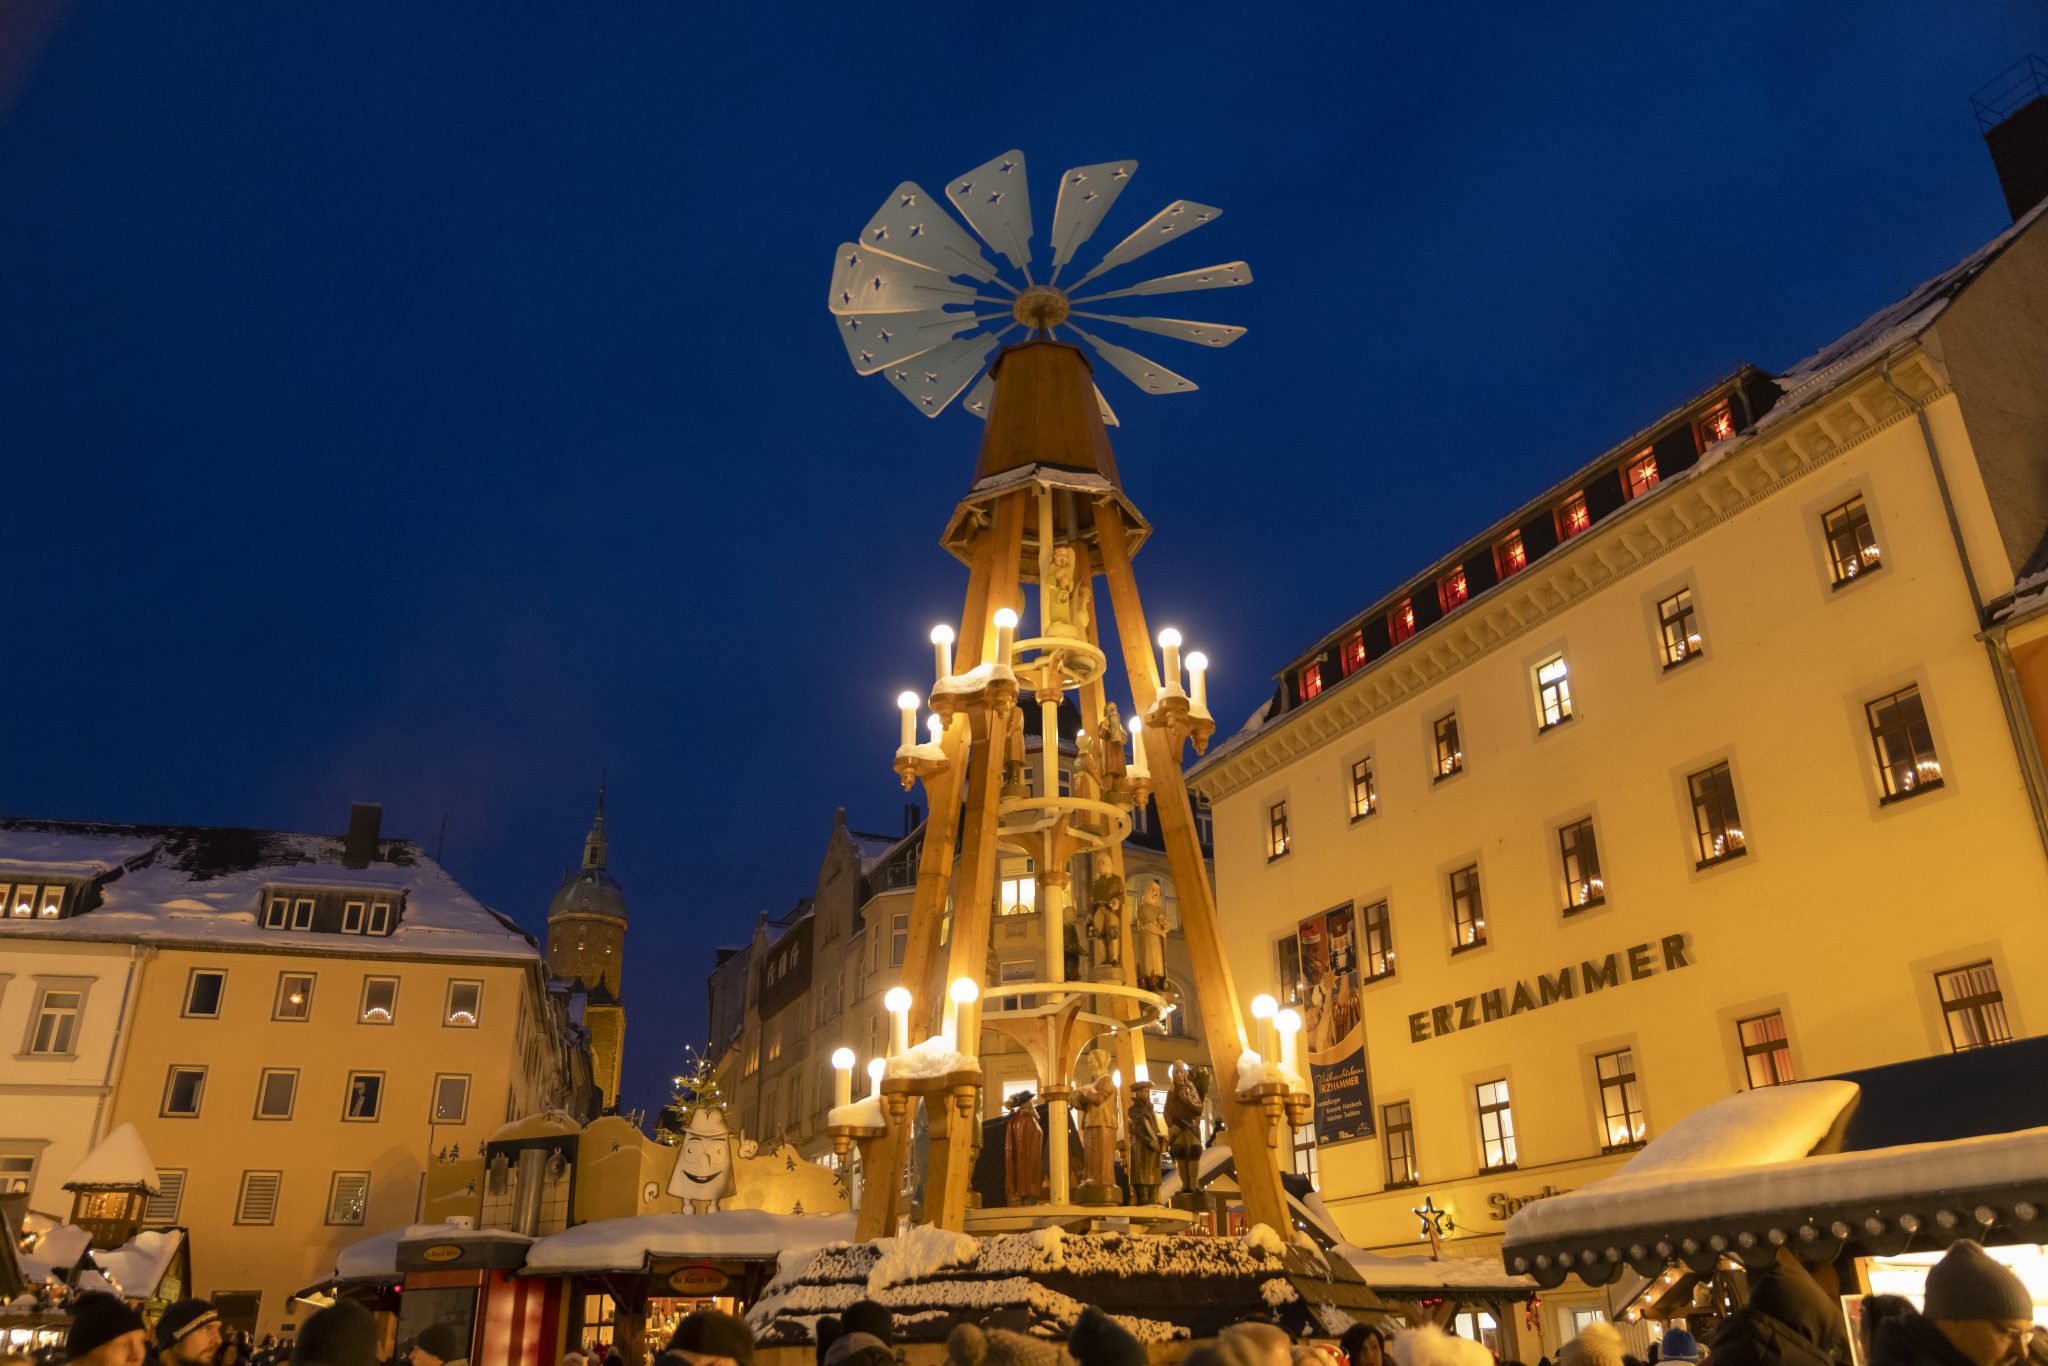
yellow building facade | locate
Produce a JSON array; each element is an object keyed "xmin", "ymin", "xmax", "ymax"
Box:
[{"xmin": 1191, "ymin": 207, "xmax": 2048, "ymax": 1346}]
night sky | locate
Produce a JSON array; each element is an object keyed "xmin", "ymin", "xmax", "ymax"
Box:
[{"xmin": 4, "ymin": 4, "xmax": 2043, "ymax": 1117}]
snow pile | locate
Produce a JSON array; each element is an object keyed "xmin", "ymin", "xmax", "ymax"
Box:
[
  {"xmin": 1027, "ymin": 1225, "xmax": 1066, "ymax": 1271},
  {"xmin": 827, "ymin": 1097, "xmax": 886, "ymax": 1129},
  {"xmin": 1600, "ymin": 1081, "xmax": 1856, "ymax": 1183},
  {"xmin": 884, "ymin": 1035, "xmax": 980, "ymax": 1080},
  {"xmin": 896, "ymin": 741, "xmax": 948, "ymax": 763},
  {"xmin": 932, "ymin": 661, "xmax": 1017, "ymax": 697},
  {"xmin": 869, "ymin": 1224, "xmax": 979, "ymax": 1294},
  {"xmin": 1260, "ymin": 1278, "xmax": 1300, "ymax": 1308},
  {"xmin": 1236, "ymin": 1049, "xmax": 1267, "ymax": 1095},
  {"xmin": 65, "ymin": 1123, "xmax": 160, "ymax": 1193},
  {"xmin": 525, "ymin": 1210, "xmax": 853, "ymax": 1273},
  {"xmin": 1243, "ymin": 1224, "xmax": 1287, "ymax": 1259},
  {"xmin": 94, "ymin": 1229, "xmax": 183, "ymax": 1298}
]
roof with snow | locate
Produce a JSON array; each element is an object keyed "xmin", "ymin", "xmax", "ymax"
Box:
[
  {"xmin": 64, "ymin": 1123, "xmax": 159, "ymax": 1193},
  {"xmin": 524, "ymin": 1209, "xmax": 855, "ymax": 1275},
  {"xmin": 0, "ymin": 816, "xmax": 540, "ymax": 962}
]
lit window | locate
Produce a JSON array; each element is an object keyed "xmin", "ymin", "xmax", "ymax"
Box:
[
  {"xmin": 1558, "ymin": 818, "xmax": 1604, "ymax": 910},
  {"xmin": 183, "ymin": 970, "xmax": 226, "ymax": 1019},
  {"xmin": 1823, "ymin": 496, "xmax": 1882, "ymax": 585},
  {"xmin": 1688, "ymin": 761, "xmax": 1746, "ymax": 865},
  {"xmin": 0, "ymin": 1154, "xmax": 34, "ymax": 1195},
  {"xmin": 1389, "ymin": 598, "xmax": 1416, "ymax": 646},
  {"xmin": 1348, "ymin": 757, "xmax": 1377, "ymax": 820},
  {"xmin": 28, "ymin": 988, "xmax": 83, "ymax": 1056},
  {"xmin": 1535, "ymin": 655, "xmax": 1572, "ymax": 729},
  {"xmin": 1291, "ymin": 1122, "xmax": 1320, "ymax": 1187},
  {"xmin": 1557, "ymin": 492, "xmax": 1591, "ymax": 540},
  {"xmin": 1299, "ymin": 662, "xmax": 1323, "ymax": 702},
  {"xmin": 235, "ymin": 1171, "xmax": 283, "ymax": 1226},
  {"xmin": 1696, "ymin": 401, "xmax": 1735, "ymax": 449},
  {"xmin": 1937, "ymin": 962, "xmax": 2013, "ymax": 1052},
  {"xmin": 274, "ymin": 973, "xmax": 314, "ymax": 1022},
  {"xmin": 345, "ymin": 1071, "xmax": 385, "ymax": 1121},
  {"xmin": 162, "ymin": 1066, "xmax": 206, "ymax": 1118},
  {"xmin": 1868, "ymin": 685, "xmax": 1943, "ymax": 799},
  {"xmin": 1341, "ymin": 633, "xmax": 1366, "ymax": 676},
  {"xmin": 1439, "ymin": 568, "xmax": 1468, "ymax": 613},
  {"xmin": 1624, "ymin": 451, "xmax": 1659, "ymax": 499},
  {"xmin": 1275, "ymin": 934, "xmax": 1304, "ymax": 1006},
  {"xmin": 1738, "ymin": 1012, "xmax": 1796, "ymax": 1087},
  {"xmin": 1267, "ymin": 799, "xmax": 1291, "ymax": 860},
  {"xmin": 1475, "ymin": 1080, "xmax": 1517, "ymax": 1170},
  {"xmin": 432, "ymin": 1073, "xmax": 471, "ymax": 1124},
  {"xmin": 1449, "ymin": 864, "xmax": 1484, "ymax": 949},
  {"xmin": 890, "ymin": 911, "xmax": 909, "ymax": 967},
  {"xmin": 1595, "ymin": 1048, "xmax": 1646, "ymax": 1149},
  {"xmin": 1432, "ymin": 712, "xmax": 1463, "ymax": 780},
  {"xmin": 998, "ymin": 862, "xmax": 1036, "ymax": 917},
  {"xmin": 255, "ymin": 1068, "xmax": 298, "ymax": 1121},
  {"xmin": 326, "ymin": 1172, "xmax": 370, "ymax": 1227},
  {"xmin": 1495, "ymin": 531, "xmax": 1526, "ymax": 578},
  {"xmin": 1382, "ymin": 1101, "xmax": 1418, "ymax": 1186},
  {"xmin": 445, "ymin": 980, "xmax": 483, "ymax": 1027},
  {"xmin": 358, "ymin": 976, "xmax": 398, "ymax": 1025},
  {"xmin": 10, "ymin": 883, "xmax": 68, "ymax": 919},
  {"xmin": 1360, "ymin": 899, "xmax": 1395, "ymax": 981},
  {"xmin": 1658, "ymin": 588, "xmax": 1703, "ymax": 666}
]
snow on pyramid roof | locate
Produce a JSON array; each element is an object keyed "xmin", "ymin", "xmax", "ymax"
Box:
[{"xmin": 65, "ymin": 1123, "xmax": 160, "ymax": 1193}]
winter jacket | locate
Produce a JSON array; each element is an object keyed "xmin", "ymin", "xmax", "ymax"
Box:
[
  {"xmin": 1870, "ymin": 1314, "xmax": 1981, "ymax": 1366},
  {"xmin": 1709, "ymin": 1266, "xmax": 1850, "ymax": 1366}
]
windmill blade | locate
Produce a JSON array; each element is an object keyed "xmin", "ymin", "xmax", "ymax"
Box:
[
  {"xmin": 1071, "ymin": 261, "xmax": 1253, "ymax": 304},
  {"xmin": 1069, "ymin": 200, "xmax": 1221, "ymax": 288},
  {"xmin": 947, "ymin": 150, "xmax": 1033, "ymax": 275},
  {"xmin": 1073, "ymin": 311, "xmax": 1246, "ymax": 348},
  {"xmin": 837, "ymin": 309, "xmax": 991, "ymax": 376},
  {"xmin": 1094, "ymin": 384, "xmax": 1120, "ymax": 428},
  {"xmin": 961, "ymin": 371, "xmax": 996, "ymax": 421},
  {"xmin": 1049, "ymin": 160, "xmax": 1137, "ymax": 278},
  {"xmin": 1070, "ymin": 326, "xmax": 1198, "ymax": 396},
  {"xmin": 828, "ymin": 243, "xmax": 979, "ymax": 316},
  {"xmin": 860, "ymin": 182, "xmax": 999, "ymax": 282},
  {"xmin": 881, "ymin": 334, "xmax": 999, "ymax": 418}
]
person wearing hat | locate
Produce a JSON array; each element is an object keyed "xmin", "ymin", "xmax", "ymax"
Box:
[
  {"xmin": 290, "ymin": 1302, "xmax": 378, "ymax": 1366},
  {"xmin": 67, "ymin": 1292, "xmax": 147, "ymax": 1365},
  {"xmin": 150, "ymin": 1300, "xmax": 222, "ymax": 1366},
  {"xmin": 1069, "ymin": 1307, "xmax": 1151, "ymax": 1366},
  {"xmin": 662, "ymin": 1309, "xmax": 756, "ymax": 1366},
  {"xmin": 948, "ymin": 1322, "xmax": 1064, "ymax": 1366},
  {"xmin": 1873, "ymin": 1241, "xmax": 2037, "ymax": 1366},
  {"xmin": 1657, "ymin": 1332, "xmax": 1701, "ymax": 1366},
  {"xmin": 409, "ymin": 1323, "xmax": 469, "ymax": 1366}
]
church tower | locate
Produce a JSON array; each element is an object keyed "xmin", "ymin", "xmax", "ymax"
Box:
[{"xmin": 546, "ymin": 789, "xmax": 628, "ymax": 1110}]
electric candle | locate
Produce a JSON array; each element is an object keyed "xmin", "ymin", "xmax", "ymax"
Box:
[
  {"xmin": 993, "ymin": 607, "xmax": 1018, "ymax": 663},
  {"xmin": 884, "ymin": 987, "xmax": 912, "ymax": 1056},
  {"xmin": 1251, "ymin": 993, "xmax": 1279, "ymax": 1064},
  {"xmin": 931, "ymin": 624, "xmax": 955, "ymax": 682},
  {"xmin": 1275, "ymin": 1008, "xmax": 1302, "ymax": 1080},
  {"xmin": 1186, "ymin": 651, "xmax": 1209, "ymax": 713},
  {"xmin": 866, "ymin": 1057, "xmax": 886, "ymax": 1096},
  {"xmin": 897, "ymin": 692, "xmax": 919, "ymax": 750},
  {"xmin": 1157, "ymin": 628, "xmax": 1183, "ymax": 694},
  {"xmin": 1129, "ymin": 716, "xmax": 1150, "ymax": 778},
  {"xmin": 944, "ymin": 976, "xmax": 979, "ymax": 1049},
  {"xmin": 831, "ymin": 1047, "xmax": 856, "ymax": 1107}
]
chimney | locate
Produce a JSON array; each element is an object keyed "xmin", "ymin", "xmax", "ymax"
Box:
[
  {"xmin": 343, "ymin": 802, "xmax": 382, "ymax": 869},
  {"xmin": 1976, "ymin": 56, "xmax": 2048, "ymax": 222}
]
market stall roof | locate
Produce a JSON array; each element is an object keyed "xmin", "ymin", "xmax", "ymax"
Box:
[
  {"xmin": 523, "ymin": 1210, "xmax": 856, "ymax": 1276},
  {"xmin": 1503, "ymin": 1038, "xmax": 2048, "ymax": 1288},
  {"xmin": 65, "ymin": 1124, "xmax": 160, "ymax": 1193},
  {"xmin": 91, "ymin": 1229, "xmax": 185, "ymax": 1300}
]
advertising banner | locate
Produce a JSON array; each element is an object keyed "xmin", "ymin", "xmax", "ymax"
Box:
[{"xmin": 1297, "ymin": 902, "xmax": 1374, "ymax": 1144}]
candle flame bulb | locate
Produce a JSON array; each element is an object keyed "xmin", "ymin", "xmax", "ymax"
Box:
[
  {"xmin": 884, "ymin": 986, "xmax": 912, "ymax": 1058},
  {"xmin": 1158, "ymin": 628, "xmax": 1184, "ymax": 693},
  {"xmin": 1128, "ymin": 715, "xmax": 1150, "ymax": 778},
  {"xmin": 830, "ymin": 1047, "xmax": 856, "ymax": 1107},
  {"xmin": 866, "ymin": 1056, "xmax": 886, "ymax": 1095},
  {"xmin": 950, "ymin": 977, "xmax": 981, "ymax": 1003},
  {"xmin": 1251, "ymin": 994, "xmax": 1278, "ymax": 1020},
  {"xmin": 993, "ymin": 606, "xmax": 1018, "ymax": 663},
  {"xmin": 897, "ymin": 692, "xmax": 919, "ymax": 749},
  {"xmin": 931, "ymin": 624, "xmax": 955, "ymax": 680},
  {"xmin": 1186, "ymin": 651, "xmax": 1210, "ymax": 712},
  {"xmin": 927, "ymin": 714, "xmax": 943, "ymax": 741}
]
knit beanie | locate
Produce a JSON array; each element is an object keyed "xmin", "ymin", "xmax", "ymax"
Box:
[
  {"xmin": 1070, "ymin": 1306, "xmax": 1149, "ymax": 1366},
  {"xmin": 1558, "ymin": 1322, "xmax": 1624, "ymax": 1366},
  {"xmin": 670, "ymin": 1309, "xmax": 757, "ymax": 1366},
  {"xmin": 842, "ymin": 1300, "xmax": 895, "ymax": 1347},
  {"xmin": 949, "ymin": 1322, "xmax": 1067, "ymax": 1366},
  {"xmin": 155, "ymin": 1298, "xmax": 222, "ymax": 1350},
  {"xmin": 292, "ymin": 1301, "xmax": 379, "ymax": 1366},
  {"xmin": 1924, "ymin": 1241, "xmax": 2034, "ymax": 1322},
  {"xmin": 66, "ymin": 1292, "xmax": 145, "ymax": 1359},
  {"xmin": 822, "ymin": 1332, "xmax": 893, "ymax": 1366},
  {"xmin": 1656, "ymin": 1331, "xmax": 1699, "ymax": 1365},
  {"xmin": 1221, "ymin": 1322, "xmax": 1295, "ymax": 1366},
  {"xmin": 413, "ymin": 1322, "xmax": 467, "ymax": 1362}
]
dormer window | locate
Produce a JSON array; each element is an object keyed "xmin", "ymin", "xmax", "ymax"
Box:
[
  {"xmin": 1696, "ymin": 401, "xmax": 1735, "ymax": 450},
  {"xmin": 1625, "ymin": 450, "xmax": 1659, "ymax": 499},
  {"xmin": 1298, "ymin": 662, "xmax": 1324, "ymax": 702},
  {"xmin": 1557, "ymin": 492, "xmax": 1591, "ymax": 541},
  {"xmin": 1495, "ymin": 531, "xmax": 1527, "ymax": 578},
  {"xmin": 1389, "ymin": 598, "xmax": 1416, "ymax": 646},
  {"xmin": 263, "ymin": 888, "xmax": 400, "ymax": 935},
  {"xmin": 1438, "ymin": 568, "xmax": 1468, "ymax": 613},
  {"xmin": 1341, "ymin": 632, "xmax": 1366, "ymax": 676},
  {"xmin": 4, "ymin": 880, "xmax": 70, "ymax": 919}
]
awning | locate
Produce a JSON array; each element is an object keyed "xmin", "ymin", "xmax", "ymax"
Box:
[
  {"xmin": 1503, "ymin": 1039, "xmax": 2048, "ymax": 1287},
  {"xmin": 522, "ymin": 1210, "xmax": 856, "ymax": 1276}
]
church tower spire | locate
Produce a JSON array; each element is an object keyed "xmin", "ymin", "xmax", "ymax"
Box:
[{"xmin": 582, "ymin": 785, "xmax": 608, "ymax": 870}]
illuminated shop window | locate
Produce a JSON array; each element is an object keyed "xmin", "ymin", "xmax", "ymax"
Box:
[
  {"xmin": 1696, "ymin": 400, "xmax": 1736, "ymax": 449},
  {"xmin": 1738, "ymin": 1012, "xmax": 1795, "ymax": 1087},
  {"xmin": 1936, "ymin": 961, "xmax": 2013, "ymax": 1052},
  {"xmin": 1595, "ymin": 1048, "xmax": 1646, "ymax": 1149},
  {"xmin": 1298, "ymin": 662, "xmax": 1323, "ymax": 702},
  {"xmin": 1658, "ymin": 588, "xmax": 1703, "ymax": 667},
  {"xmin": 1556, "ymin": 492, "xmax": 1591, "ymax": 541},
  {"xmin": 1474, "ymin": 1080, "xmax": 1517, "ymax": 1170},
  {"xmin": 1823, "ymin": 496, "xmax": 1882, "ymax": 585},
  {"xmin": 1558, "ymin": 817, "xmax": 1604, "ymax": 911},
  {"xmin": 1535, "ymin": 655, "xmax": 1572, "ymax": 730},
  {"xmin": 1495, "ymin": 531, "xmax": 1526, "ymax": 578},
  {"xmin": 1389, "ymin": 598, "xmax": 1416, "ymax": 646},
  {"xmin": 1625, "ymin": 450, "xmax": 1660, "ymax": 499},
  {"xmin": 1432, "ymin": 712, "xmax": 1463, "ymax": 780},
  {"xmin": 1267, "ymin": 799, "xmax": 1291, "ymax": 861},
  {"xmin": 1348, "ymin": 757, "xmax": 1377, "ymax": 820},
  {"xmin": 1341, "ymin": 632, "xmax": 1366, "ymax": 676},
  {"xmin": 1439, "ymin": 567, "xmax": 1468, "ymax": 613},
  {"xmin": 1449, "ymin": 864, "xmax": 1485, "ymax": 950},
  {"xmin": 1382, "ymin": 1101, "xmax": 1418, "ymax": 1187},
  {"xmin": 1688, "ymin": 761, "xmax": 1746, "ymax": 866},
  {"xmin": 1867, "ymin": 685, "xmax": 1943, "ymax": 800}
]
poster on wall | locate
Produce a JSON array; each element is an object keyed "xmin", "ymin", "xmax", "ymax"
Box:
[{"xmin": 1297, "ymin": 902, "xmax": 1374, "ymax": 1144}]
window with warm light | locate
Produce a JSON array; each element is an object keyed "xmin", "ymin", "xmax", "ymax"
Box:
[
  {"xmin": 1738, "ymin": 1012, "xmax": 1795, "ymax": 1087},
  {"xmin": 1495, "ymin": 531, "xmax": 1526, "ymax": 578},
  {"xmin": 1556, "ymin": 492, "xmax": 1591, "ymax": 540},
  {"xmin": 1475, "ymin": 1079, "xmax": 1517, "ymax": 1169},
  {"xmin": 1275, "ymin": 934, "xmax": 1304, "ymax": 1007},
  {"xmin": 1823, "ymin": 496, "xmax": 1882, "ymax": 585},
  {"xmin": 1383, "ymin": 1101, "xmax": 1418, "ymax": 1186},
  {"xmin": 1535, "ymin": 656, "xmax": 1572, "ymax": 729},
  {"xmin": 1298, "ymin": 662, "xmax": 1323, "ymax": 702},
  {"xmin": 1658, "ymin": 588, "xmax": 1703, "ymax": 666},
  {"xmin": 1937, "ymin": 962, "xmax": 2013, "ymax": 1051},
  {"xmin": 1449, "ymin": 864, "xmax": 1485, "ymax": 950},
  {"xmin": 445, "ymin": 980, "xmax": 483, "ymax": 1027},
  {"xmin": 1361, "ymin": 899, "xmax": 1395, "ymax": 980},
  {"xmin": 1688, "ymin": 762, "xmax": 1746, "ymax": 865},
  {"xmin": 4, "ymin": 882, "xmax": 68, "ymax": 919},
  {"xmin": 274, "ymin": 973, "xmax": 314, "ymax": 1022},
  {"xmin": 1267, "ymin": 799, "xmax": 1291, "ymax": 860},
  {"xmin": 997, "ymin": 862, "xmax": 1036, "ymax": 916},
  {"xmin": 1595, "ymin": 1048, "xmax": 1646, "ymax": 1149},
  {"xmin": 1625, "ymin": 451, "xmax": 1660, "ymax": 499},
  {"xmin": 1348, "ymin": 757, "xmax": 1377, "ymax": 820},
  {"xmin": 1433, "ymin": 712, "xmax": 1463, "ymax": 780},
  {"xmin": 1389, "ymin": 598, "xmax": 1416, "ymax": 645},
  {"xmin": 358, "ymin": 976, "xmax": 398, "ymax": 1025},
  {"xmin": 1291, "ymin": 1122, "xmax": 1320, "ymax": 1186},
  {"xmin": 1341, "ymin": 632, "xmax": 1366, "ymax": 676},
  {"xmin": 1696, "ymin": 401, "xmax": 1736, "ymax": 449},
  {"xmin": 326, "ymin": 1172, "xmax": 370, "ymax": 1227},
  {"xmin": 1438, "ymin": 567, "xmax": 1468, "ymax": 613},
  {"xmin": 1558, "ymin": 817, "xmax": 1604, "ymax": 910},
  {"xmin": 1867, "ymin": 685, "xmax": 1942, "ymax": 800}
]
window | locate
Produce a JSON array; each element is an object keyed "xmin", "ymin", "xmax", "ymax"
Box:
[
  {"xmin": 342, "ymin": 901, "xmax": 365, "ymax": 933},
  {"xmin": 162, "ymin": 1066, "xmax": 207, "ymax": 1118},
  {"xmin": 326, "ymin": 1172, "xmax": 370, "ymax": 1226},
  {"xmin": 1449, "ymin": 864, "xmax": 1485, "ymax": 950},
  {"xmin": 1433, "ymin": 712, "xmax": 1463, "ymax": 779},
  {"xmin": 1475, "ymin": 1079, "xmax": 1517, "ymax": 1170},
  {"xmin": 144, "ymin": 1169, "xmax": 186, "ymax": 1223},
  {"xmin": 1556, "ymin": 491, "xmax": 1591, "ymax": 540},
  {"xmin": 1348, "ymin": 757, "xmax": 1377, "ymax": 820},
  {"xmin": 1439, "ymin": 567, "xmax": 1468, "ymax": 613},
  {"xmin": 1389, "ymin": 598, "xmax": 1416, "ymax": 646},
  {"xmin": 1625, "ymin": 450, "xmax": 1660, "ymax": 499},
  {"xmin": 1595, "ymin": 1048, "xmax": 1646, "ymax": 1149},
  {"xmin": 290, "ymin": 897, "xmax": 314, "ymax": 931},
  {"xmin": 4, "ymin": 882, "xmax": 67, "ymax": 918},
  {"xmin": 1936, "ymin": 962, "xmax": 2013, "ymax": 1052},
  {"xmin": 1192, "ymin": 794, "xmax": 1214, "ymax": 847},
  {"xmin": 1696, "ymin": 400, "xmax": 1735, "ymax": 449},
  {"xmin": 999, "ymin": 960, "xmax": 1037, "ymax": 1011},
  {"xmin": 1291, "ymin": 1122, "xmax": 1320, "ymax": 1187},
  {"xmin": 1738, "ymin": 1012, "xmax": 1796, "ymax": 1088},
  {"xmin": 1341, "ymin": 633, "xmax": 1366, "ymax": 676},
  {"xmin": 1360, "ymin": 899, "xmax": 1395, "ymax": 981},
  {"xmin": 1535, "ymin": 655, "xmax": 1572, "ymax": 729},
  {"xmin": 432, "ymin": 1074, "xmax": 471, "ymax": 1124},
  {"xmin": 1299, "ymin": 663, "xmax": 1324, "ymax": 702},
  {"xmin": 1688, "ymin": 761, "xmax": 1746, "ymax": 865},
  {"xmin": 254, "ymin": 1068, "xmax": 298, "ymax": 1120},
  {"xmin": 1558, "ymin": 818, "xmax": 1604, "ymax": 910},
  {"xmin": 0, "ymin": 1151, "xmax": 36, "ymax": 1195},
  {"xmin": 344, "ymin": 1071, "xmax": 385, "ymax": 1121},
  {"xmin": 1275, "ymin": 935, "xmax": 1304, "ymax": 1007},
  {"xmin": 235, "ymin": 1171, "xmax": 283, "ymax": 1225},
  {"xmin": 744, "ymin": 1037, "xmax": 759, "ymax": 1077},
  {"xmin": 1383, "ymin": 1101, "xmax": 1418, "ymax": 1186},
  {"xmin": 183, "ymin": 970, "xmax": 225, "ymax": 1019},
  {"xmin": 445, "ymin": 980, "xmax": 483, "ymax": 1027},
  {"xmin": 359, "ymin": 976, "xmax": 398, "ymax": 1024},
  {"xmin": 1495, "ymin": 531, "xmax": 1527, "ymax": 578},
  {"xmin": 890, "ymin": 912, "xmax": 909, "ymax": 968},
  {"xmin": 1658, "ymin": 588, "xmax": 1703, "ymax": 666},
  {"xmin": 27, "ymin": 986, "xmax": 84, "ymax": 1056},
  {"xmin": 274, "ymin": 973, "xmax": 314, "ymax": 1022},
  {"xmin": 264, "ymin": 897, "xmax": 290, "ymax": 929},
  {"xmin": 997, "ymin": 864, "xmax": 1036, "ymax": 917},
  {"xmin": 366, "ymin": 902, "xmax": 393, "ymax": 935},
  {"xmin": 1267, "ymin": 799, "xmax": 1291, "ymax": 860},
  {"xmin": 1823, "ymin": 496, "xmax": 1882, "ymax": 585},
  {"xmin": 1867, "ymin": 685, "xmax": 1943, "ymax": 799}
]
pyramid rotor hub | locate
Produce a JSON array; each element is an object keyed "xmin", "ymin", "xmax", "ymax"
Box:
[{"xmin": 1011, "ymin": 285, "xmax": 1070, "ymax": 332}]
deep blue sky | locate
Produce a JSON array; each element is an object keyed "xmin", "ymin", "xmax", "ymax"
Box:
[{"xmin": 4, "ymin": 4, "xmax": 2043, "ymax": 1118}]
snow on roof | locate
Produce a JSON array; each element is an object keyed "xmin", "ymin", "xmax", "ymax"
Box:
[
  {"xmin": 65, "ymin": 1123, "xmax": 160, "ymax": 1193},
  {"xmin": 0, "ymin": 819, "xmax": 539, "ymax": 962},
  {"xmin": 1338, "ymin": 1248, "xmax": 1533, "ymax": 1292},
  {"xmin": 847, "ymin": 830, "xmax": 904, "ymax": 872},
  {"xmin": 332, "ymin": 1226, "xmax": 407, "ymax": 1282},
  {"xmin": 28, "ymin": 1223, "xmax": 92, "ymax": 1273},
  {"xmin": 523, "ymin": 1209, "xmax": 856, "ymax": 1275},
  {"xmin": 92, "ymin": 1228, "xmax": 185, "ymax": 1298}
]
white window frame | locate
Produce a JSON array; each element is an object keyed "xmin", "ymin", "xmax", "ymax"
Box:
[
  {"xmin": 290, "ymin": 897, "xmax": 315, "ymax": 930},
  {"xmin": 344, "ymin": 1070, "xmax": 385, "ymax": 1122},
  {"xmin": 359, "ymin": 976, "xmax": 398, "ymax": 1025},
  {"xmin": 264, "ymin": 896, "xmax": 291, "ymax": 929},
  {"xmin": 432, "ymin": 1073, "xmax": 471, "ymax": 1124},
  {"xmin": 235, "ymin": 1170, "xmax": 283, "ymax": 1226},
  {"xmin": 326, "ymin": 1171, "xmax": 370, "ymax": 1226},
  {"xmin": 445, "ymin": 979, "xmax": 483, "ymax": 1028},
  {"xmin": 25, "ymin": 978, "xmax": 90, "ymax": 1058},
  {"xmin": 254, "ymin": 1068, "xmax": 299, "ymax": 1121},
  {"xmin": 367, "ymin": 902, "xmax": 392, "ymax": 935},
  {"xmin": 182, "ymin": 969, "xmax": 226, "ymax": 1020},
  {"xmin": 162, "ymin": 1065, "xmax": 208, "ymax": 1118},
  {"xmin": 341, "ymin": 901, "xmax": 365, "ymax": 933},
  {"xmin": 274, "ymin": 972, "xmax": 315, "ymax": 1022}
]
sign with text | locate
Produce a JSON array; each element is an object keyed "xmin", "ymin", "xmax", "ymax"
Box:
[{"xmin": 1299, "ymin": 903, "xmax": 1374, "ymax": 1145}]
